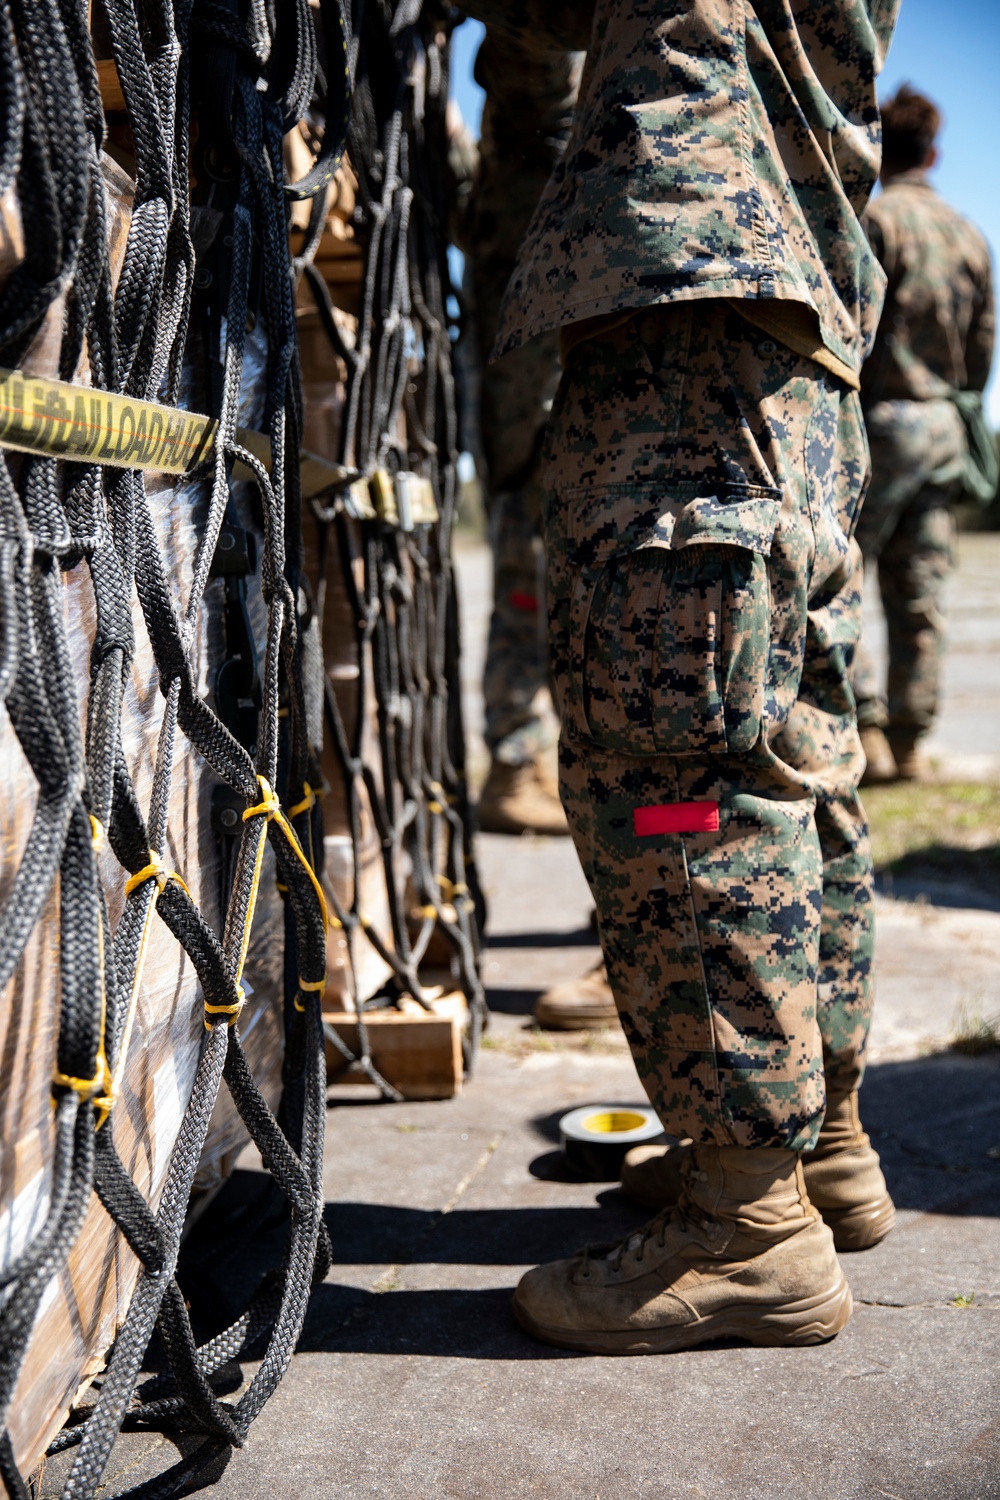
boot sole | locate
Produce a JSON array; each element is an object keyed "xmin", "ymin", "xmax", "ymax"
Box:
[
  {"xmin": 512, "ymin": 1275, "xmax": 853, "ymax": 1355},
  {"xmin": 533, "ymin": 1007, "xmax": 619, "ymax": 1030}
]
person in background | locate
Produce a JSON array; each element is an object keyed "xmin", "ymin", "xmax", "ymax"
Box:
[
  {"xmin": 459, "ymin": 33, "xmax": 582, "ymax": 839},
  {"xmin": 854, "ymin": 85, "xmax": 996, "ymax": 785},
  {"xmin": 456, "ymin": 27, "xmax": 620, "ymax": 1029}
]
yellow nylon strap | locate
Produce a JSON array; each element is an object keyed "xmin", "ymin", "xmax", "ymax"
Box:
[
  {"xmin": 0, "ymin": 365, "xmax": 353, "ymax": 498},
  {"xmin": 233, "ymin": 778, "xmax": 332, "ymax": 1022},
  {"xmin": 436, "ymin": 873, "xmax": 473, "ymax": 911}
]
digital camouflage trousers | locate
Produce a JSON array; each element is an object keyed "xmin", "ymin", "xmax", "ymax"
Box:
[
  {"xmin": 543, "ymin": 301, "xmax": 875, "ymax": 1151},
  {"xmin": 466, "ymin": 35, "xmax": 581, "ymax": 763},
  {"xmin": 852, "ymin": 397, "xmax": 964, "ymax": 738}
]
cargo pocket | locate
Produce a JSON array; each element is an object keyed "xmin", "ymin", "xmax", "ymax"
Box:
[{"xmin": 572, "ymin": 487, "xmax": 782, "ymax": 758}]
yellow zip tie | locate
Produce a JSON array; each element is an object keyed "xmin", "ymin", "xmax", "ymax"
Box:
[
  {"xmin": 124, "ymin": 848, "xmax": 190, "ymax": 898},
  {"xmin": 89, "ymin": 815, "xmax": 105, "ymax": 852},
  {"xmin": 414, "ymin": 903, "xmax": 437, "ymax": 920},
  {"xmin": 288, "ymin": 782, "xmax": 316, "ymax": 819},
  {"xmin": 427, "ymin": 800, "xmax": 443, "ymax": 814},
  {"xmin": 204, "ymin": 986, "xmax": 246, "ymax": 1030}
]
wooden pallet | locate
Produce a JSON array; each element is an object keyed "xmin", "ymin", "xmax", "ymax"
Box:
[{"xmin": 324, "ymin": 986, "xmax": 467, "ymax": 1100}]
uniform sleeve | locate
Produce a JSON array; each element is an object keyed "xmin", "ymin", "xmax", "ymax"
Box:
[
  {"xmin": 458, "ymin": 0, "xmax": 595, "ymax": 52},
  {"xmin": 965, "ymin": 248, "xmax": 995, "ymax": 395},
  {"xmin": 867, "ymin": 0, "xmax": 903, "ymax": 72}
]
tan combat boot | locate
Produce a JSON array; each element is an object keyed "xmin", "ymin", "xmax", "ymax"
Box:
[
  {"xmin": 513, "ymin": 1144, "xmax": 852, "ymax": 1354},
  {"xmin": 621, "ymin": 1088, "xmax": 895, "ymax": 1252},
  {"xmin": 804, "ymin": 1087, "xmax": 896, "ymax": 1250},
  {"xmin": 885, "ymin": 728, "xmax": 925, "ymax": 782},
  {"xmin": 859, "ymin": 725, "xmax": 898, "ymax": 786},
  {"xmin": 477, "ymin": 758, "xmax": 569, "ymax": 836},
  {"xmin": 533, "ymin": 960, "xmax": 618, "ymax": 1029}
]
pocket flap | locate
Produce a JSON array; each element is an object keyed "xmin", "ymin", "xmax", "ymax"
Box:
[{"xmin": 665, "ymin": 491, "xmax": 781, "ymax": 556}]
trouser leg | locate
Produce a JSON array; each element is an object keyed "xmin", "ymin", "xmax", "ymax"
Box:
[
  {"xmin": 467, "ymin": 35, "xmax": 581, "ymax": 762},
  {"xmin": 545, "ymin": 302, "xmax": 873, "ymax": 1150},
  {"xmin": 482, "ymin": 475, "xmax": 553, "ymax": 761},
  {"xmin": 852, "ymin": 398, "xmax": 964, "ymax": 738},
  {"xmin": 878, "ymin": 485, "xmax": 955, "ymax": 738}
]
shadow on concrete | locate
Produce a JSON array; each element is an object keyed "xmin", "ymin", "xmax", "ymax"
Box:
[
  {"xmin": 297, "ymin": 1282, "xmax": 571, "ymax": 1360},
  {"xmin": 856, "ymin": 1051, "xmax": 1000, "ymax": 1214},
  {"xmin": 322, "ymin": 1197, "xmax": 649, "ymax": 1267},
  {"xmin": 484, "ymin": 926, "xmax": 595, "ymax": 949},
  {"xmin": 875, "ymin": 844, "xmax": 1000, "ymax": 911},
  {"xmin": 483, "ymin": 985, "xmax": 543, "ymax": 1016}
]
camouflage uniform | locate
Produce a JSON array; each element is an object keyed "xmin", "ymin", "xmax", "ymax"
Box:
[
  {"xmin": 853, "ymin": 172, "xmax": 995, "ymax": 740},
  {"xmin": 466, "ymin": 0, "xmax": 899, "ymax": 1149},
  {"xmin": 463, "ymin": 34, "xmax": 582, "ymax": 765}
]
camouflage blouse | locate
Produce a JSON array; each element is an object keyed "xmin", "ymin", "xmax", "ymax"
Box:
[
  {"xmin": 470, "ymin": 0, "xmax": 901, "ymax": 378},
  {"xmin": 860, "ymin": 172, "xmax": 995, "ymax": 405}
]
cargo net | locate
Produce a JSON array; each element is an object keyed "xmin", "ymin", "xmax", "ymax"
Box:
[
  {"xmin": 0, "ymin": 0, "xmax": 482, "ymax": 1496},
  {"xmin": 297, "ymin": 0, "xmax": 487, "ymax": 1086}
]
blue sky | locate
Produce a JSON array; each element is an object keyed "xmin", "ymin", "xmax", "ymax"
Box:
[{"xmin": 450, "ymin": 2, "xmax": 1000, "ymax": 421}]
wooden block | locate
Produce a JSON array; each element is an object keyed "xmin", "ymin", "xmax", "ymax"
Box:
[{"xmin": 324, "ymin": 991, "xmax": 467, "ymax": 1100}]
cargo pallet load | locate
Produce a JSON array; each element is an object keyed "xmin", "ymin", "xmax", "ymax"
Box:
[{"xmin": 0, "ymin": 2, "xmax": 483, "ymax": 1494}]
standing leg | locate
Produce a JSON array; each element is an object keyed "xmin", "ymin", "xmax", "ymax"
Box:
[
  {"xmin": 512, "ymin": 300, "xmax": 886, "ymax": 1352},
  {"xmin": 853, "ymin": 397, "xmax": 964, "ymax": 779},
  {"xmin": 879, "ymin": 485, "xmax": 955, "ymax": 771},
  {"xmin": 465, "ymin": 33, "xmax": 582, "ymax": 834}
]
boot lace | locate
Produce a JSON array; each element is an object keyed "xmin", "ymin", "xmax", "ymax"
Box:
[{"xmin": 577, "ymin": 1171, "xmax": 720, "ymax": 1278}]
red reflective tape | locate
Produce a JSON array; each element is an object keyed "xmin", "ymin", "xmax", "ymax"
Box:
[
  {"xmin": 633, "ymin": 801, "xmax": 720, "ymax": 837},
  {"xmin": 509, "ymin": 590, "xmax": 538, "ymax": 613}
]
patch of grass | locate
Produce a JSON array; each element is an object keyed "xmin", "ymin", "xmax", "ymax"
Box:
[
  {"xmin": 480, "ymin": 1024, "xmax": 627, "ymax": 1061},
  {"xmin": 863, "ymin": 781, "xmax": 1000, "ymax": 890},
  {"xmin": 951, "ymin": 1293, "xmax": 976, "ymax": 1308},
  {"xmin": 950, "ymin": 1000, "xmax": 1000, "ymax": 1056}
]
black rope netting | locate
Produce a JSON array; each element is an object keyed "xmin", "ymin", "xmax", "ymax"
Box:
[
  {"xmin": 0, "ymin": 0, "xmax": 481, "ymax": 1495},
  {"xmin": 300, "ymin": 2, "xmax": 487, "ymax": 1085}
]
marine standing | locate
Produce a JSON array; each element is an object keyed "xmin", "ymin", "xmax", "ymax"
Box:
[
  {"xmin": 460, "ymin": 32, "xmax": 582, "ymax": 838},
  {"xmin": 853, "ymin": 85, "xmax": 996, "ymax": 784},
  {"xmin": 465, "ymin": 0, "xmax": 901, "ymax": 1354}
]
